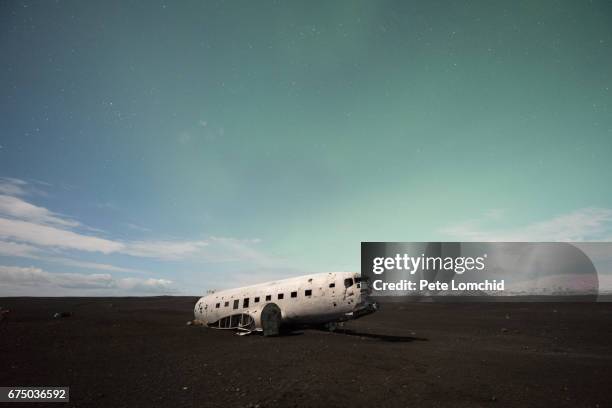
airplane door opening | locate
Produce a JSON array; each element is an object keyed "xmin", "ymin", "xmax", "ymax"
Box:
[{"xmin": 261, "ymin": 303, "xmax": 281, "ymax": 337}]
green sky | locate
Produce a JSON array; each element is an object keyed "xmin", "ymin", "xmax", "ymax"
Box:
[{"xmin": 1, "ymin": 0, "xmax": 611, "ymax": 294}]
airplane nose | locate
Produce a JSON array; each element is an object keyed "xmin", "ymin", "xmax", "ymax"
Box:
[{"xmin": 194, "ymin": 299, "xmax": 205, "ymax": 317}]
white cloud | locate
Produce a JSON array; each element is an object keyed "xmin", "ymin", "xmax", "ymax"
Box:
[
  {"xmin": 122, "ymin": 240, "xmax": 209, "ymax": 260},
  {"xmin": 0, "ymin": 264, "xmax": 174, "ymax": 295},
  {"xmin": 116, "ymin": 277, "xmax": 173, "ymax": 291},
  {"xmin": 0, "ymin": 178, "xmax": 27, "ymax": 196},
  {"xmin": 0, "ymin": 218, "xmax": 124, "ymax": 253},
  {"xmin": 0, "ymin": 265, "xmax": 50, "ymax": 285},
  {"xmin": 0, "ymin": 194, "xmax": 80, "ymax": 227},
  {"xmin": 0, "ymin": 239, "xmax": 144, "ymax": 274},
  {"xmin": 440, "ymin": 207, "xmax": 612, "ymax": 241},
  {"xmin": 0, "ymin": 181, "xmax": 126, "ymax": 255},
  {"xmin": 0, "ymin": 212, "xmax": 271, "ymax": 264},
  {"xmin": 0, "ymin": 240, "xmax": 40, "ymax": 257},
  {"xmin": 52, "ymin": 272, "xmax": 115, "ymax": 289},
  {"xmin": 0, "ymin": 265, "xmax": 111, "ymax": 288},
  {"xmin": 0, "ymin": 190, "xmax": 229, "ymax": 261},
  {"xmin": 40, "ymin": 257, "xmax": 144, "ymax": 274},
  {"xmin": 0, "ymin": 179, "xmax": 282, "ymax": 296}
]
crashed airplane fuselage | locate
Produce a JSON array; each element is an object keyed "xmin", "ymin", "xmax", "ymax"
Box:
[{"xmin": 194, "ymin": 272, "xmax": 377, "ymax": 336}]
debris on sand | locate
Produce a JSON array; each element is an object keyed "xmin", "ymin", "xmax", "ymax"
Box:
[
  {"xmin": 186, "ymin": 319, "xmax": 205, "ymax": 326},
  {"xmin": 53, "ymin": 312, "xmax": 72, "ymax": 319},
  {"xmin": 0, "ymin": 307, "xmax": 9, "ymax": 322}
]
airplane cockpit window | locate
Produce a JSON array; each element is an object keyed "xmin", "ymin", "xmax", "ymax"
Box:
[
  {"xmin": 291, "ymin": 291, "xmax": 297, "ymax": 298},
  {"xmin": 224, "ymin": 301, "xmax": 229, "ymax": 307},
  {"xmin": 215, "ymin": 303, "xmax": 220, "ymax": 308},
  {"xmin": 329, "ymin": 283, "xmax": 335, "ymax": 288},
  {"xmin": 254, "ymin": 297, "xmax": 260, "ymax": 303},
  {"xmin": 305, "ymin": 289, "xmax": 312, "ymax": 296},
  {"xmin": 233, "ymin": 299, "xmax": 239, "ymax": 309},
  {"xmin": 243, "ymin": 298, "xmax": 249, "ymax": 308},
  {"xmin": 344, "ymin": 278, "xmax": 354, "ymax": 288},
  {"xmin": 265, "ymin": 295, "xmax": 271, "ymax": 301},
  {"xmin": 278, "ymin": 293, "xmax": 284, "ymax": 300}
]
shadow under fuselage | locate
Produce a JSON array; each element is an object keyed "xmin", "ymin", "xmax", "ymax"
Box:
[{"xmin": 278, "ymin": 324, "xmax": 428, "ymax": 342}]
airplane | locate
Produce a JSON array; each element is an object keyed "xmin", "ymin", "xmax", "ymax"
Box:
[{"xmin": 193, "ymin": 272, "xmax": 378, "ymax": 336}]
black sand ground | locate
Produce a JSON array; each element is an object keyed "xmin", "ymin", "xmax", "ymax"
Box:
[{"xmin": 1, "ymin": 297, "xmax": 611, "ymax": 407}]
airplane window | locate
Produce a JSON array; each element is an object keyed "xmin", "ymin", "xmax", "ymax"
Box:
[
  {"xmin": 243, "ymin": 298, "xmax": 249, "ymax": 308},
  {"xmin": 344, "ymin": 278, "xmax": 353, "ymax": 288},
  {"xmin": 329, "ymin": 283, "xmax": 335, "ymax": 288},
  {"xmin": 224, "ymin": 301, "xmax": 229, "ymax": 307},
  {"xmin": 278, "ymin": 293, "xmax": 284, "ymax": 300},
  {"xmin": 215, "ymin": 303, "xmax": 220, "ymax": 308},
  {"xmin": 233, "ymin": 299, "xmax": 239, "ymax": 309},
  {"xmin": 305, "ymin": 289, "xmax": 312, "ymax": 296},
  {"xmin": 291, "ymin": 291, "xmax": 297, "ymax": 298},
  {"xmin": 254, "ymin": 297, "xmax": 260, "ymax": 303},
  {"xmin": 265, "ymin": 295, "xmax": 271, "ymax": 301}
]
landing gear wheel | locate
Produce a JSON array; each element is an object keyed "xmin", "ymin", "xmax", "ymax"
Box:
[{"xmin": 261, "ymin": 303, "xmax": 282, "ymax": 337}]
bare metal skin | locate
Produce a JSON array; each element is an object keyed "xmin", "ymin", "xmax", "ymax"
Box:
[{"xmin": 194, "ymin": 272, "xmax": 377, "ymax": 334}]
